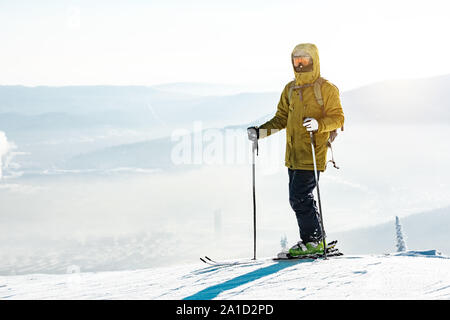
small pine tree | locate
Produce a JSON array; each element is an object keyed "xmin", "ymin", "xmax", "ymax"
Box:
[
  {"xmin": 395, "ymin": 216, "xmax": 407, "ymax": 252},
  {"xmin": 280, "ymin": 235, "xmax": 288, "ymax": 251}
]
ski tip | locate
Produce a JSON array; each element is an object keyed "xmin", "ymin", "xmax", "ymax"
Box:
[
  {"xmin": 200, "ymin": 257, "xmax": 207, "ymax": 263},
  {"xmin": 327, "ymin": 240, "xmax": 338, "ymax": 246}
]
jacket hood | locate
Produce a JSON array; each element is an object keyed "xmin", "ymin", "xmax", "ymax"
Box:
[{"xmin": 291, "ymin": 43, "xmax": 320, "ymax": 85}]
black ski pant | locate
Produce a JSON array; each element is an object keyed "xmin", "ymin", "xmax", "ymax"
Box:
[{"xmin": 288, "ymin": 168, "xmax": 322, "ymax": 243}]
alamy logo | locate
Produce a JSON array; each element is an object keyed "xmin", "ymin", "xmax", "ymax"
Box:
[{"xmin": 171, "ymin": 121, "xmax": 284, "ymax": 174}]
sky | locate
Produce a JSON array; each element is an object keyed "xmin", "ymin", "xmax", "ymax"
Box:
[{"xmin": 1, "ymin": 0, "xmax": 449, "ymax": 91}]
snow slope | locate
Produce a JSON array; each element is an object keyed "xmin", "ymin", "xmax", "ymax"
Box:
[{"xmin": 0, "ymin": 250, "xmax": 449, "ymax": 300}]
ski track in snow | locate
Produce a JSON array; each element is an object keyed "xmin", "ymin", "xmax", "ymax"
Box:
[{"xmin": 0, "ymin": 251, "xmax": 449, "ymax": 300}]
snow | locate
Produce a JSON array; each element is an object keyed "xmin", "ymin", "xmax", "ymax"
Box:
[{"xmin": 0, "ymin": 250, "xmax": 449, "ymax": 300}]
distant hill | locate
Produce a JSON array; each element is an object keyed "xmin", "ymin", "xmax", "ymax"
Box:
[
  {"xmin": 61, "ymin": 119, "xmax": 259, "ymax": 171},
  {"xmin": 1, "ymin": 74, "xmax": 449, "ymax": 133},
  {"xmin": 63, "ymin": 135, "xmax": 177, "ymax": 171},
  {"xmin": 3, "ymin": 75, "xmax": 450, "ymax": 172},
  {"xmin": 341, "ymin": 74, "xmax": 450, "ymax": 124},
  {"xmin": 151, "ymin": 82, "xmax": 252, "ymax": 96},
  {"xmin": 0, "ymin": 85, "xmax": 196, "ymax": 115},
  {"xmin": 333, "ymin": 206, "xmax": 450, "ymax": 255},
  {"xmin": 0, "ymin": 85, "xmax": 279, "ymax": 132}
]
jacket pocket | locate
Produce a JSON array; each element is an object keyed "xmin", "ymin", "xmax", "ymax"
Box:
[{"xmin": 315, "ymin": 131, "xmax": 329, "ymax": 147}]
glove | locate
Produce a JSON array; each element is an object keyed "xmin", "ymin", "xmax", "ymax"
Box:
[
  {"xmin": 247, "ymin": 126, "xmax": 259, "ymax": 141},
  {"xmin": 303, "ymin": 118, "xmax": 318, "ymax": 132}
]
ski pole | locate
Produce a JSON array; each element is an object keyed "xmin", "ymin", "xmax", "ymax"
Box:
[
  {"xmin": 309, "ymin": 132, "xmax": 327, "ymax": 259},
  {"xmin": 251, "ymin": 138, "xmax": 258, "ymax": 260}
]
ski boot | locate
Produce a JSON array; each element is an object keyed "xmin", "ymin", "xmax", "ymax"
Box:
[
  {"xmin": 288, "ymin": 240, "xmax": 325, "ymax": 257},
  {"xmin": 276, "ymin": 240, "xmax": 340, "ymax": 260}
]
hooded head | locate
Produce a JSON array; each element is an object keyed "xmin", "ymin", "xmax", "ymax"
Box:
[{"xmin": 291, "ymin": 43, "xmax": 320, "ymax": 85}]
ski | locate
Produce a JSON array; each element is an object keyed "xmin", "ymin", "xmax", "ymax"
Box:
[
  {"xmin": 199, "ymin": 256, "xmax": 219, "ymax": 265},
  {"xmin": 205, "ymin": 256, "xmax": 217, "ymax": 263},
  {"xmin": 273, "ymin": 249, "xmax": 343, "ymax": 261},
  {"xmin": 199, "ymin": 257, "xmax": 214, "ymax": 265},
  {"xmin": 325, "ymin": 240, "xmax": 338, "ymax": 248},
  {"xmin": 199, "ymin": 241, "xmax": 342, "ymax": 265},
  {"xmin": 199, "ymin": 256, "xmax": 262, "ymax": 267}
]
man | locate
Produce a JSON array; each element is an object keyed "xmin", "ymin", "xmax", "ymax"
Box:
[{"xmin": 247, "ymin": 43, "xmax": 344, "ymax": 257}]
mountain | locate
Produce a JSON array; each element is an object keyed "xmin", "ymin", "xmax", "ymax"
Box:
[
  {"xmin": 0, "ymin": 85, "xmax": 180, "ymax": 115},
  {"xmin": 333, "ymin": 207, "xmax": 450, "ymax": 256},
  {"xmin": 2, "ymin": 74, "xmax": 449, "ymax": 135},
  {"xmin": 0, "ymin": 250, "xmax": 448, "ymax": 299},
  {"xmin": 341, "ymin": 74, "xmax": 450, "ymax": 124},
  {"xmin": 62, "ymin": 135, "xmax": 181, "ymax": 171},
  {"xmin": 0, "ymin": 85, "xmax": 278, "ymax": 133},
  {"xmin": 151, "ymin": 82, "xmax": 252, "ymax": 96},
  {"xmin": 60, "ymin": 119, "xmax": 263, "ymax": 172}
]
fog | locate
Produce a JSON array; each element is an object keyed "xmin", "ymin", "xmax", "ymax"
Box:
[{"xmin": 1, "ymin": 119, "xmax": 449, "ymax": 274}]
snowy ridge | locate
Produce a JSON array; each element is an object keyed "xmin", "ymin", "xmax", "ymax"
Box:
[{"xmin": 0, "ymin": 250, "xmax": 449, "ymax": 300}]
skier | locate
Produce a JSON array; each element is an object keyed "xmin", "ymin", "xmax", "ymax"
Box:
[{"xmin": 247, "ymin": 43, "xmax": 344, "ymax": 257}]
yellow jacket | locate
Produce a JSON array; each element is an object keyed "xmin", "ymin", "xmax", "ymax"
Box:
[{"xmin": 258, "ymin": 43, "xmax": 344, "ymax": 171}]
